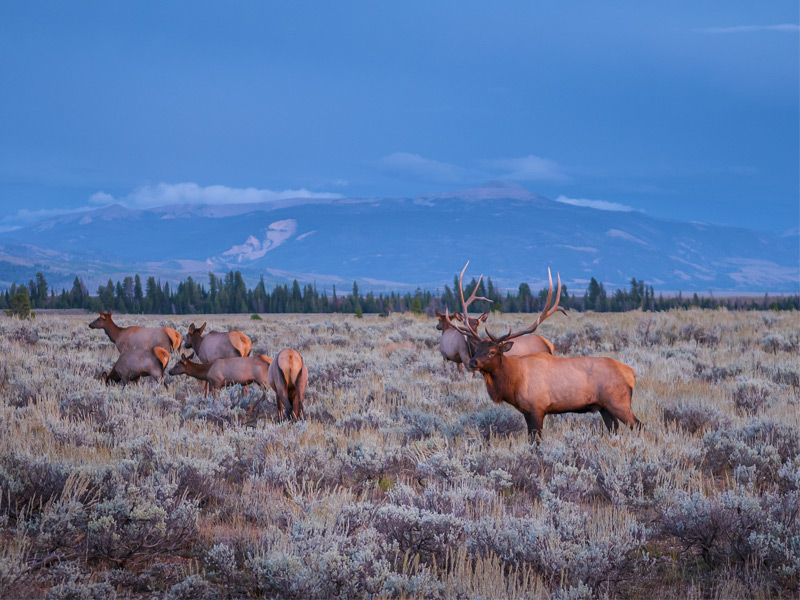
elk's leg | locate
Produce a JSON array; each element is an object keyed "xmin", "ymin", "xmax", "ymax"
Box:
[
  {"xmin": 457, "ymin": 362, "xmax": 463, "ymax": 374},
  {"xmin": 292, "ymin": 370, "xmax": 307, "ymax": 421},
  {"xmin": 600, "ymin": 408, "xmax": 620, "ymax": 432},
  {"xmin": 274, "ymin": 390, "xmax": 284, "ymax": 422},
  {"xmin": 523, "ymin": 411, "xmax": 545, "ymax": 442},
  {"xmin": 605, "ymin": 401, "xmax": 641, "ymax": 430}
]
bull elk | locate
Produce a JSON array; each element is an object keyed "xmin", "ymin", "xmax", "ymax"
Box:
[
  {"xmin": 446, "ymin": 262, "xmax": 641, "ymax": 440},
  {"xmin": 435, "ymin": 266, "xmax": 554, "ymax": 372},
  {"xmin": 102, "ymin": 346, "xmax": 170, "ymax": 386},
  {"xmin": 184, "ymin": 322, "xmax": 253, "ymax": 395},
  {"xmin": 268, "ymin": 349, "xmax": 308, "ymax": 422},
  {"xmin": 168, "ymin": 353, "xmax": 271, "ymax": 399},
  {"xmin": 89, "ymin": 311, "xmax": 181, "ymax": 354}
]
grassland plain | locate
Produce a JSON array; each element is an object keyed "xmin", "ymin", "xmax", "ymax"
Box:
[{"xmin": 0, "ymin": 309, "xmax": 798, "ymax": 599}]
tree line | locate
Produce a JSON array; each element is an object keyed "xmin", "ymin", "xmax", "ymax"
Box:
[{"xmin": 2, "ymin": 271, "xmax": 798, "ymax": 319}]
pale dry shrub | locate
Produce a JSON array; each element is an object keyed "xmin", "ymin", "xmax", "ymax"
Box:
[
  {"xmin": 732, "ymin": 378, "xmax": 772, "ymax": 415},
  {"xmin": 658, "ymin": 485, "xmax": 799, "ymax": 593},
  {"xmin": 469, "ymin": 493, "xmax": 650, "ymax": 597},
  {"xmin": 662, "ymin": 402, "xmax": 728, "ymax": 434}
]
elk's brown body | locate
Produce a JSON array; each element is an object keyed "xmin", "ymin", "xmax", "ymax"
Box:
[
  {"xmin": 503, "ymin": 333, "xmax": 554, "ymax": 357},
  {"xmin": 268, "ymin": 349, "xmax": 308, "ymax": 421},
  {"xmin": 184, "ymin": 322, "xmax": 252, "ymax": 362},
  {"xmin": 469, "ymin": 347, "xmax": 639, "ymax": 437},
  {"xmin": 184, "ymin": 322, "xmax": 253, "ymax": 396},
  {"xmin": 447, "ymin": 262, "xmax": 641, "ymax": 440},
  {"xmin": 103, "ymin": 346, "xmax": 170, "ymax": 385},
  {"xmin": 89, "ymin": 311, "xmax": 181, "ymax": 353},
  {"xmin": 169, "ymin": 354, "xmax": 271, "ymax": 398}
]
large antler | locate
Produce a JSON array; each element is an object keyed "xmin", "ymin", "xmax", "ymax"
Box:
[
  {"xmin": 444, "ymin": 261, "xmax": 491, "ymax": 340},
  {"xmin": 485, "ymin": 267, "xmax": 567, "ymax": 344}
]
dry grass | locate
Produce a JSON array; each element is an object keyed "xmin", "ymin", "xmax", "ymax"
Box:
[{"xmin": 0, "ymin": 309, "xmax": 798, "ymax": 599}]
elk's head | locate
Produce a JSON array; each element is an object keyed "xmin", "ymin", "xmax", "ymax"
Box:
[
  {"xmin": 468, "ymin": 339, "xmax": 516, "ymax": 372},
  {"xmin": 446, "ymin": 262, "xmax": 566, "ymax": 372},
  {"xmin": 185, "ymin": 322, "xmax": 206, "ymax": 349},
  {"xmin": 168, "ymin": 352, "xmax": 196, "ymax": 376},
  {"xmin": 89, "ymin": 311, "xmax": 112, "ymax": 329}
]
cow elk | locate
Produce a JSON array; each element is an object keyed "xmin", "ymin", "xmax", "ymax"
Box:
[
  {"xmin": 168, "ymin": 353, "xmax": 271, "ymax": 401},
  {"xmin": 184, "ymin": 322, "xmax": 253, "ymax": 395},
  {"xmin": 268, "ymin": 349, "xmax": 308, "ymax": 422},
  {"xmin": 89, "ymin": 311, "xmax": 181, "ymax": 353},
  {"xmin": 446, "ymin": 262, "xmax": 641, "ymax": 441},
  {"xmin": 102, "ymin": 346, "xmax": 171, "ymax": 386},
  {"xmin": 435, "ymin": 311, "xmax": 488, "ymax": 373},
  {"xmin": 184, "ymin": 322, "xmax": 252, "ymax": 361}
]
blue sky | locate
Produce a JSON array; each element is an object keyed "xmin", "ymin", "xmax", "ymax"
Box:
[{"xmin": 0, "ymin": 1, "xmax": 797, "ymax": 232}]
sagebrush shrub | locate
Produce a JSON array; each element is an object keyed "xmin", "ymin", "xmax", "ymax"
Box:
[
  {"xmin": 662, "ymin": 402, "xmax": 727, "ymax": 434},
  {"xmin": 658, "ymin": 486, "xmax": 800, "ymax": 592}
]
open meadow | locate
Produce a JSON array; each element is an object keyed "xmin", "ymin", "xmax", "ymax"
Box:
[{"xmin": 0, "ymin": 309, "xmax": 798, "ymax": 599}]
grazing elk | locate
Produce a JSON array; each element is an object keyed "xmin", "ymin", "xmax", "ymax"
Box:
[
  {"xmin": 268, "ymin": 349, "xmax": 308, "ymax": 422},
  {"xmin": 168, "ymin": 353, "xmax": 271, "ymax": 399},
  {"xmin": 184, "ymin": 322, "xmax": 253, "ymax": 395},
  {"xmin": 89, "ymin": 311, "xmax": 181, "ymax": 353},
  {"xmin": 446, "ymin": 263, "xmax": 641, "ymax": 441},
  {"xmin": 102, "ymin": 346, "xmax": 171, "ymax": 386}
]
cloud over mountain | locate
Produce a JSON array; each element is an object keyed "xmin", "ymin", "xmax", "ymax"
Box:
[{"xmin": 90, "ymin": 183, "xmax": 342, "ymax": 210}]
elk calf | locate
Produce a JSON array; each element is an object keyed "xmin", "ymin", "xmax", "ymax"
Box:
[
  {"xmin": 267, "ymin": 349, "xmax": 308, "ymax": 421},
  {"xmin": 89, "ymin": 311, "xmax": 181, "ymax": 353},
  {"xmin": 103, "ymin": 346, "xmax": 170, "ymax": 385},
  {"xmin": 169, "ymin": 353, "xmax": 271, "ymax": 398}
]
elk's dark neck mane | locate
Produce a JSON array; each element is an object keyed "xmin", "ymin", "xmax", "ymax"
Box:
[{"xmin": 481, "ymin": 355, "xmax": 521, "ymax": 404}]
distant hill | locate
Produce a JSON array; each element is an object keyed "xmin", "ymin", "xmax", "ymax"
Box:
[{"xmin": 0, "ymin": 182, "xmax": 797, "ymax": 293}]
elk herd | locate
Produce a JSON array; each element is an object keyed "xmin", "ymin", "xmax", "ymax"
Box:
[
  {"xmin": 89, "ymin": 261, "xmax": 641, "ymax": 440},
  {"xmin": 90, "ymin": 312, "xmax": 307, "ymax": 421}
]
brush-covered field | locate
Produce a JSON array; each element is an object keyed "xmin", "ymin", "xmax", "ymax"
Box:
[{"xmin": 0, "ymin": 309, "xmax": 798, "ymax": 599}]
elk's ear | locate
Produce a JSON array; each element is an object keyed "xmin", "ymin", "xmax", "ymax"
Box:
[
  {"xmin": 499, "ymin": 341, "xmax": 514, "ymax": 354},
  {"xmin": 180, "ymin": 352, "xmax": 188, "ymax": 361},
  {"xmin": 477, "ymin": 312, "xmax": 489, "ymax": 323},
  {"xmin": 198, "ymin": 323, "xmax": 206, "ymax": 334},
  {"xmin": 188, "ymin": 351, "xmax": 196, "ymax": 360},
  {"xmin": 435, "ymin": 311, "xmax": 443, "ymax": 318},
  {"xmin": 188, "ymin": 323, "xmax": 195, "ymax": 333}
]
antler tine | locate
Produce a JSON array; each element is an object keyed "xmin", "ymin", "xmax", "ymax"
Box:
[
  {"xmin": 493, "ymin": 268, "xmax": 568, "ymax": 344},
  {"xmin": 453, "ymin": 261, "xmax": 493, "ymax": 340},
  {"xmin": 445, "ymin": 306, "xmax": 481, "ymax": 340},
  {"xmin": 457, "ymin": 260, "xmax": 491, "ymax": 313},
  {"xmin": 485, "ymin": 324, "xmax": 512, "ymax": 343}
]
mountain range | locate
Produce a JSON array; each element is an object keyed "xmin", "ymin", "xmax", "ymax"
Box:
[{"xmin": 0, "ymin": 182, "xmax": 797, "ymax": 294}]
